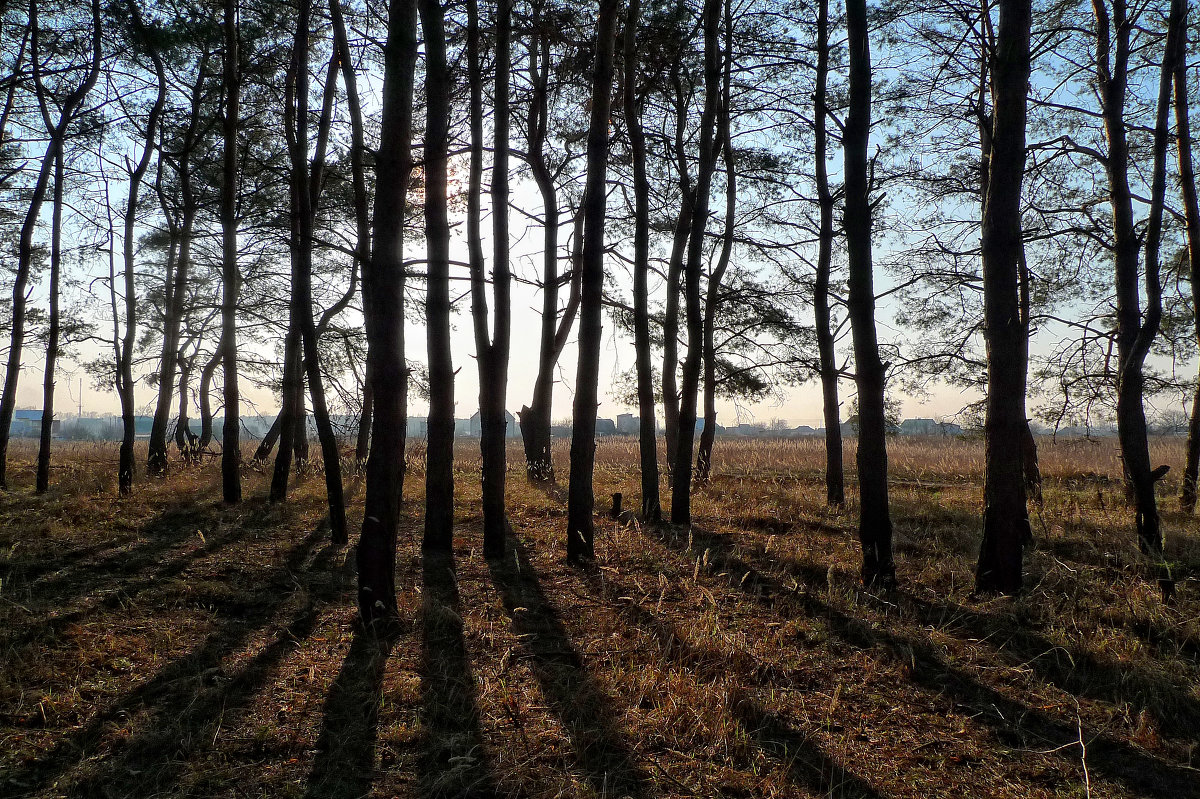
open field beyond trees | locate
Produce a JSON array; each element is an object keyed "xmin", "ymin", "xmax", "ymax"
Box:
[{"xmin": 1, "ymin": 437, "xmax": 1199, "ymax": 799}]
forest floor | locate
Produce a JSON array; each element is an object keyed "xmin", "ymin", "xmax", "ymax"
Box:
[{"xmin": 1, "ymin": 436, "xmax": 1198, "ymax": 799}]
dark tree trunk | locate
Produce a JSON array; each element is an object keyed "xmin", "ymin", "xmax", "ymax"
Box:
[
  {"xmin": 1174, "ymin": 1, "xmax": 1200, "ymax": 514},
  {"xmin": 843, "ymin": 0, "xmax": 894, "ymax": 587},
  {"xmin": 420, "ymin": 0, "xmax": 454, "ymax": 555},
  {"xmin": 175, "ymin": 353, "xmax": 196, "ymax": 458},
  {"xmin": 255, "ymin": 410, "xmax": 283, "ymax": 461},
  {"xmin": 975, "ymin": 0, "xmax": 1032, "ymax": 594},
  {"xmin": 696, "ymin": 2, "xmax": 735, "ymax": 484},
  {"xmin": 519, "ymin": 6, "xmax": 579, "ymax": 482},
  {"xmin": 198, "ymin": 350, "xmax": 221, "ymax": 450},
  {"xmin": 220, "ymin": 0, "xmax": 242, "ymax": 503},
  {"xmin": 356, "ymin": 0, "xmax": 416, "ymax": 621},
  {"xmin": 566, "ymin": 0, "xmax": 619, "ymax": 562},
  {"xmin": 670, "ymin": 0, "xmax": 722, "ymax": 526},
  {"xmin": 270, "ymin": 326, "xmax": 302, "ymax": 501},
  {"xmin": 1093, "ymin": 0, "xmax": 1178, "ymax": 601},
  {"xmin": 813, "ymin": 0, "xmax": 844, "ymax": 506},
  {"xmin": 148, "ymin": 54, "xmax": 208, "ymax": 477},
  {"xmin": 466, "ymin": 0, "xmax": 512, "ymax": 558},
  {"xmin": 35, "ymin": 150, "xmax": 63, "ymax": 495},
  {"xmin": 662, "ymin": 62, "xmax": 694, "ymax": 472},
  {"xmin": 0, "ymin": 0, "xmax": 100, "ymax": 490},
  {"xmin": 623, "ymin": 0, "xmax": 660, "ymax": 521},
  {"xmin": 116, "ymin": 3, "xmax": 166, "ymax": 496},
  {"xmin": 331, "ymin": 0, "xmax": 372, "ymax": 470}
]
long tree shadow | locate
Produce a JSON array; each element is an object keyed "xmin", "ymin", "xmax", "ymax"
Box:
[
  {"xmin": 420, "ymin": 552, "xmax": 498, "ymax": 798},
  {"xmin": 645, "ymin": 522, "xmax": 1199, "ymax": 798},
  {"xmin": 579, "ymin": 568, "xmax": 885, "ymax": 798},
  {"xmin": 305, "ymin": 610, "xmax": 401, "ymax": 798},
  {"xmin": 488, "ymin": 543, "xmax": 648, "ymax": 798},
  {"xmin": 0, "ymin": 499, "xmax": 274, "ymax": 654},
  {"xmin": 1, "ymin": 521, "xmax": 335, "ymax": 797}
]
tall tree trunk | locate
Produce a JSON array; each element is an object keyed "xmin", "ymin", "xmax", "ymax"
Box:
[
  {"xmin": 116, "ymin": 0, "xmax": 167, "ymax": 496},
  {"xmin": 220, "ymin": 0, "xmax": 242, "ymax": 503},
  {"xmin": 148, "ymin": 54, "xmax": 209, "ymax": 477},
  {"xmin": 467, "ymin": 0, "xmax": 512, "ymax": 557},
  {"xmin": 566, "ymin": 0, "xmax": 619, "ymax": 562},
  {"xmin": 662, "ymin": 62, "xmax": 693, "ymax": 472},
  {"xmin": 975, "ymin": 0, "xmax": 1032, "ymax": 594},
  {"xmin": 1093, "ymin": 0, "xmax": 1178, "ymax": 601},
  {"xmin": 520, "ymin": 7, "xmax": 562, "ymax": 482},
  {"xmin": 623, "ymin": 0, "xmax": 660, "ymax": 521},
  {"xmin": 175, "ymin": 351, "xmax": 195, "ymax": 458},
  {"xmin": 696, "ymin": 0, "xmax": 735, "ymax": 483},
  {"xmin": 0, "ymin": 0, "xmax": 100, "ymax": 490},
  {"xmin": 357, "ymin": 0, "xmax": 417, "ymax": 621},
  {"xmin": 331, "ymin": 0, "xmax": 372, "ymax": 470},
  {"xmin": 1175, "ymin": 0, "xmax": 1200, "ymax": 514},
  {"xmin": 813, "ymin": 0, "xmax": 843, "ymax": 506},
  {"xmin": 35, "ymin": 149, "xmax": 63, "ymax": 494},
  {"xmin": 670, "ymin": 0, "xmax": 722, "ymax": 526},
  {"xmin": 844, "ymin": 0, "xmax": 894, "ymax": 587},
  {"xmin": 420, "ymin": 0, "xmax": 454, "ymax": 554}
]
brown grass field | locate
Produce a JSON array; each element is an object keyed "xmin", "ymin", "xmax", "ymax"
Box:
[{"xmin": 1, "ymin": 436, "xmax": 1198, "ymax": 798}]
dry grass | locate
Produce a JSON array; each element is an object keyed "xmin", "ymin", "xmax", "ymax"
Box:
[{"xmin": 1, "ymin": 435, "xmax": 1198, "ymax": 798}]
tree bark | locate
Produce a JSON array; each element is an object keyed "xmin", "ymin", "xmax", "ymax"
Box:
[
  {"xmin": 357, "ymin": 0, "xmax": 417, "ymax": 621},
  {"xmin": 975, "ymin": 0, "xmax": 1031, "ymax": 594},
  {"xmin": 623, "ymin": 0, "xmax": 660, "ymax": 521},
  {"xmin": 566, "ymin": 0, "xmax": 619, "ymax": 561},
  {"xmin": 35, "ymin": 149, "xmax": 63, "ymax": 494},
  {"xmin": 420, "ymin": 0, "xmax": 454, "ymax": 555},
  {"xmin": 813, "ymin": 0, "xmax": 844, "ymax": 506},
  {"xmin": 670, "ymin": 0, "xmax": 722, "ymax": 526},
  {"xmin": 843, "ymin": 0, "xmax": 894, "ymax": 587},
  {"xmin": 662, "ymin": 61, "xmax": 694, "ymax": 472},
  {"xmin": 1174, "ymin": 0, "xmax": 1200, "ymax": 514},
  {"xmin": 467, "ymin": 0, "xmax": 512, "ymax": 558},
  {"xmin": 219, "ymin": 0, "xmax": 242, "ymax": 503}
]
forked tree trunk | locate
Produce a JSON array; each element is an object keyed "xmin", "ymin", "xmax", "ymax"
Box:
[
  {"xmin": 844, "ymin": 0, "xmax": 894, "ymax": 587},
  {"xmin": 219, "ymin": 0, "xmax": 242, "ymax": 503},
  {"xmin": 420, "ymin": 0, "xmax": 455, "ymax": 555},
  {"xmin": 623, "ymin": 0, "xmax": 661, "ymax": 521},
  {"xmin": 566, "ymin": 0, "xmax": 619, "ymax": 562},
  {"xmin": 356, "ymin": 0, "xmax": 416, "ymax": 621},
  {"xmin": 671, "ymin": 0, "xmax": 722, "ymax": 526},
  {"xmin": 975, "ymin": 0, "xmax": 1031, "ymax": 594},
  {"xmin": 198, "ymin": 350, "xmax": 221, "ymax": 450}
]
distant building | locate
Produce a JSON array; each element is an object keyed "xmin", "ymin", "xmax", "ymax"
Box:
[
  {"xmin": 407, "ymin": 417, "xmax": 428, "ymax": 438},
  {"xmin": 616, "ymin": 413, "xmax": 637, "ymax": 435},
  {"xmin": 468, "ymin": 410, "xmax": 519, "ymax": 438},
  {"xmin": 898, "ymin": 418, "xmax": 962, "ymax": 436},
  {"xmin": 12, "ymin": 409, "xmax": 59, "ymax": 437},
  {"xmin": 596, "ymin": 418, "xmax": 617, "ymax": 436}
]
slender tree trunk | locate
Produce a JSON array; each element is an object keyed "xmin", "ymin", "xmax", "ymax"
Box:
[
  {"xmin": 1093, "ymin": 0, "xmax": 1177, "ymax": 601},
  {"xmin": 566, "ymin": 0, "xmax": 619, "ymax": 562},
  {"xmin": 175, "ymin": 353, "xmax": 195, "ymax": 458},
  {"xmin": 420, "ymin": 0, "xmax": 454, "ymax": 555},
  {"xmin": 671, "ymin": 0, "xmax": 722, "ymax": 526},
  {"xmin": 199, "ymin": 350, "xmax": 221, "ymax": 450},
  {"xmin": 148, "ymin": 55, "xmax": 208, "ymax": 477},
  {"xmin": 844, "ymin": 0, "xmax": 894, "ymax": 587},
  {"xmin": 662, "ymin": 62, "xmax": 693, "ymax": 472},
  {"xmin": 0, "ymin": 0, "xmax": 100, "ymax": 490},
  {"xmin": 331, "ymin": 0, "xmax": 372, "ymax": 470},
  {"xmin": 975, "ymin": 0, "xmax": 1031, "ymax": 594},
  {"xmin": 696, "ymin": 2, "xmax": 735, "ymax": 483},
  {"xmin": 35, "ymin": 149, "xmax": 64, "ymax": 494},
  {"xmin": 1174, "ymin": 0, "xmax": 1200, "ymax": 513},
  {"xmin": 219, "ymin": 0, "xmax": 242, "ymax": 503},
  {"xmin": 357, "ymin": 0, "xmax": 416, "ymax": 621},
  {"xmin": 623, "ymin": 0, "xmax": 660, "ymax": 521},
  {"xmin": 467, "ymin": 0, "xmax": 512, "ymax": 558},
  {"xmin": 813, "ymin": 0, "xmax": 843, "ymax": 506},
  {"xmin": 116, "ymin": 2, "xmax": 166, "ymax": 496}
]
